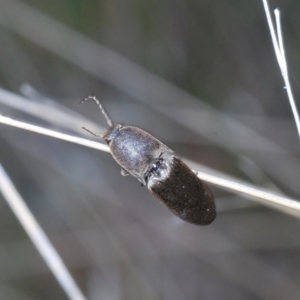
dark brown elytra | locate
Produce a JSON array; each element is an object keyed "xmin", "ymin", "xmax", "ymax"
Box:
[{"xmin": 80, "ymin": 95, "xmax": 216, "ymax": 225}]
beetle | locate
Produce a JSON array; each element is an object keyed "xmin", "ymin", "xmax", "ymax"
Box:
[{"xmin": 80, "ymin": 96, "xmax": 216, "ymax": 225}]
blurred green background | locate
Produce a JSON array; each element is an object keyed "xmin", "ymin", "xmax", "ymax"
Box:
[{"xmin": 0, "ymin": 0, "xmax": 300, "ymax": 299}]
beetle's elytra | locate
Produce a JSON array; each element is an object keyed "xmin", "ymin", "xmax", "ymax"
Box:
[
  {"xmin": 148, "ymin": 156, "xmax": 215, "ymax": 225},
  {"xmin": 81, "ymin": 96, "xmax": 216, "ymax": 225}
]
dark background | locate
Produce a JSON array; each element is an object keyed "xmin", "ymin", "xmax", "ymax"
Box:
[{"xmin": 0, "ymin": 0, "xmax": 300, "ymax": 299}]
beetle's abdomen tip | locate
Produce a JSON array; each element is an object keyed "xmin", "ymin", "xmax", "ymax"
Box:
[
  {"xmin": 191, "ymin": 183, "xmax": 216, "ymax": 225},
  {"xmin": 148, "ymin": 156, "xmax": 217, "ymax": 226},
  {"xmin": 178, "ymin": 195, "xmax": 216, "ymax": 226},
  {"xmin": 193, "ymin": 201, "xmax": 216, "ymax": 226}
]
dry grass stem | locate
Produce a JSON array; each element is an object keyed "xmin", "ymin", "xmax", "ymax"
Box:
[
  {"xmin": 262, "ymin": 0, "xmax": 300, "ymax": 140},
  {"xmin": 0, "ymin": 164, "xmax": 87, "ymax": 300},
  {"xmin": 0, "ymin": 115, "xmax": 110, "ymax": 152},
  {"xmin": 1, "ymin": 114, "xmax": 299, "ymax": 217}
]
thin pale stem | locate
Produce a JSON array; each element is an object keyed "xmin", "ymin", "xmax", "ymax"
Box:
[
  {"xmin": 0, "ymin": 115, "xmax": 110, "ymax": 152},
  {"xmin": 262, "ymin": 0, "xmax": 284, "ymax": 70},
  {"xmin": 196, "ymin": 171, "xmax": 300, "ymax": 217},
  {"xmin": 0, "ymin": 115, "xmax": 300, "ymax": 217},
  {"xmin": 275, "ymin": 9, "xmax": 286, "ymax": 72},
  {"xmin": 0, "ymin": 164, "xmax": 87, "ymax": 300},
  {"xmin": 262, "ymin": 0, "xmax": 300, "ymax": 140}
]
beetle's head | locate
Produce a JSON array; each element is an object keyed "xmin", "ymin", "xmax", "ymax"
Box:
[{"xmin": 102, "ymin": 123, "xmax": 123, "ymax": 145}]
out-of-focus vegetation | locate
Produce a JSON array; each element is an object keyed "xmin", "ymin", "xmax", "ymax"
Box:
[{"xmin": 0, "ymin": 0, "xmax": 300, "ymax": 299}]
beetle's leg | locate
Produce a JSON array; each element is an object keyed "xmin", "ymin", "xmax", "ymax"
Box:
[
  {"xmin": 121, "ymin": 168, "xmax": 130, "ymax": 176},
  {"xmin": 82, "ymin": 126, "xmax": 102, "ymax": 138}
]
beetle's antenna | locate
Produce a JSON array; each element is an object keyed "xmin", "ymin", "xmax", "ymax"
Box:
[
  {"xmin": 82, "ymin": 126, "xmax": 102, "ymax": 138},
  {"xmin": 80, "ymin": 95, "xmax": 113, "ymax": 127}
]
